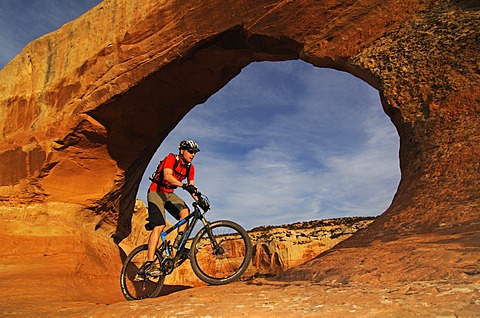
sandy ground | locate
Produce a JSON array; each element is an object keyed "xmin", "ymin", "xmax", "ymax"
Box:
[
  {"xmin": 1, "ymin": 217, "xmax": 479, "ymax": 317},
  {"xmin": 2, "ymin": 278, "xmax": 479, "ymax": 317}
]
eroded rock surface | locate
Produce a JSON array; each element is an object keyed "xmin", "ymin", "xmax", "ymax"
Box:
[{"xmin": 0, "ymin": 0, "xmax": 478, "ymax": 315}]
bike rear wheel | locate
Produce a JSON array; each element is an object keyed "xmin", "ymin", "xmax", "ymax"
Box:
[
  {"xmin": 120, "ymin": 244, "xmax": 165, "ymax": 301},
  {"xmin": 190, "ymin": 220, "xmax": 252, "ymax": 285}
]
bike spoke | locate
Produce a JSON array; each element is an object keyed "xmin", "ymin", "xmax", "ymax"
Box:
[{"xmin": 191, "ymin": 221, "xmax": 252, "ymax": 284}]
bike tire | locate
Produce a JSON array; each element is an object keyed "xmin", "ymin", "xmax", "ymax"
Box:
[
  {"xmin": 190, "ymin": 220, "xmax": 252, "ymax": 285},
  {"xmin": 120, "ymin": 244, "xmax": 165, "ymax": 301}
]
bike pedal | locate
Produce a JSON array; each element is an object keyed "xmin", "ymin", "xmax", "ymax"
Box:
[{"xmin": 134, "ymin": 274, "xmax": 145, "ymax": 282}]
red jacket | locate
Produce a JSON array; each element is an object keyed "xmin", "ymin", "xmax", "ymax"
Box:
[{"xmin": 149, "ymin": 153, "xmax": 195, "ymax": 193}]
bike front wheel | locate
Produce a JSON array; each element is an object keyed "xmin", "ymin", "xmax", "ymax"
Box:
[
  {"xmin": 190, "ymin": 220, "xmax": 252, "ymax": 285},
  {"xmin": 120, "ymin": 244, "xmax": 165, "ymax": 301}
]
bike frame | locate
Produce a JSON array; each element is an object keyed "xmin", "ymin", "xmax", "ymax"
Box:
[{"xmin": 158, "ymin": 201, "xmax": 209, "ymax": 257}]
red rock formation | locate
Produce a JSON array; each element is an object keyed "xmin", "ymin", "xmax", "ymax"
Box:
[
  {"xmin": 0, "ymin": 0, "xmax": 478, "ymax": 302},
  {"xmin": 162, "ymin": 217, "xmax": 374, "ymax": 286}
]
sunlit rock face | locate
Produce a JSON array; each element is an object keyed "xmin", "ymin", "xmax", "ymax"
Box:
[{"xmin": 0, "ymin": 0, "xmax": 478, "ymax": 285}]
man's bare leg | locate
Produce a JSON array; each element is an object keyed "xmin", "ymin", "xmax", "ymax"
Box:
[
  {"xmin": 178, "ymin": 208, "xmax": 189, "ymax": 234},
  {"xmin": 148, "ymin": 225, "xmax": 165, "ymax": 261}
]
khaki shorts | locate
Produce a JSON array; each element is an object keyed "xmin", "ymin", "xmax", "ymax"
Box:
[{"xmin": 146, "ymin": 191, "xmax": 189, "ymax": 229}]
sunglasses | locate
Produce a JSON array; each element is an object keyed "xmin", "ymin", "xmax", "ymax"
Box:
[{"xmin": 187, "ymin": 149, "xmax": 197, "ymax": 155}]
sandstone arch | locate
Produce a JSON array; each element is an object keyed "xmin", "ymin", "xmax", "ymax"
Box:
[{"xmin": 0, "ymin": 0, "xmax": 478, "ymax": 283}]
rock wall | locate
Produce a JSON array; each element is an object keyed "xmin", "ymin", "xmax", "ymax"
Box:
[
  {"xmin": 0, "ymin": 0, "xmax": 478, "ymax": 284},
  {"xmin": 247, "ymin": 218, "xmax": 374, "ymax": 276}
]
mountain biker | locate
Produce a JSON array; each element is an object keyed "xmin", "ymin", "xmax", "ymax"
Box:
[{"xmin": 144, "ymin": 139, "xmax": 200, "ymax": 276}]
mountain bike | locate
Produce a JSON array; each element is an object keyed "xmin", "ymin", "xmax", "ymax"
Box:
[{"xmin": 120, "ymin": 191, "xmax": 253, "ymax": 301}]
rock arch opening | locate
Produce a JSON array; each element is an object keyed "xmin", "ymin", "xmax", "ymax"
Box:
[
  {"xmin": 84, "ymin": 25, "xmax": 399, "ymax": 243},
  {"xmin": 137, "ymin": 60, "xmax": 400, "ymax": 232}
]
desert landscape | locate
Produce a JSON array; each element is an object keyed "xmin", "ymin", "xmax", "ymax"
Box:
[
  {"xmin": 0, "ymin": 206, "xmax": 478, "ymax": 317},
  {"xmin": 0, "ymin": 0, "xmax": 478, "ymax": 316}
]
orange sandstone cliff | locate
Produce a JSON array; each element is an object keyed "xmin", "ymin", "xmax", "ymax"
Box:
[{"xmin": 0, "ymin": 0, "xmax": 478, "ymax": 313}]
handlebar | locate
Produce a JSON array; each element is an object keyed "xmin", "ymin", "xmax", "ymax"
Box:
[
  {"xmin": 181, "ymin": 184, "xmax": 210, "ymax": 211},
  {"xmin": 192, "ymin": 191, "xmax": 211, "ymax": 212}
]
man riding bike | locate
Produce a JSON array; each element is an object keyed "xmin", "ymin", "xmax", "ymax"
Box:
[{"xmin": 144, "ymin": 139, "xmax": 200, "ymax": 276}]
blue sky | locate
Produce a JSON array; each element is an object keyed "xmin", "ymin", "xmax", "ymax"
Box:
[{"xmin": 1, "ymin": 1, "xmax": 401, "ymax": 230}]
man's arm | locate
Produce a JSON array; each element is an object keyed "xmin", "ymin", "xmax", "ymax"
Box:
[
  {"xmin": 163, "ymin": 168, "xmax": 184, "ymax": 187},
  {"xmin": 164, "ymin": 166, "xmax": 197, "ymax": 200}
]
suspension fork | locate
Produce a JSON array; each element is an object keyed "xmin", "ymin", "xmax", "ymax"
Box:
[{"xmin": 199, "ymin": 216, "xmax": 224, "ymax": 254}]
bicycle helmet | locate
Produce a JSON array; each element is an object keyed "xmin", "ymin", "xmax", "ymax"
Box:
[{"xmin": 179, "ymin": 139, "xmax": 200, "ymax": 152}]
